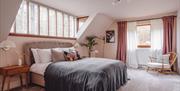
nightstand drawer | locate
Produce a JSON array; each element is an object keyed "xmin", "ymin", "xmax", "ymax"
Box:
[{"xmin": 7, "ymin": 67, "xmax": 29, "ymax": 75}]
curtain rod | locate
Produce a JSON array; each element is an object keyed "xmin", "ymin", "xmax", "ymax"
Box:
[
  {"xmin": 122, "ymin": 15, "xmax": 177, "ymax": 22},
  {"xmin": 127, "ymin": 17, "xmax": 161, "ymax": 22}
]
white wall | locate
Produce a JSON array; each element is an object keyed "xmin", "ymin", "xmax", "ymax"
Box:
[{"xmin": 0, "ymin": 0, "xmax": 22, "ymax": 42}]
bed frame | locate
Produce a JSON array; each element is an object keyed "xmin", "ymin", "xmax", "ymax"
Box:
[{"xmin": 24, "ymin": 41, "xmax": 73, "ymax": 86}]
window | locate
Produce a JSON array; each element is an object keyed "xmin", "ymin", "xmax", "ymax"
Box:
[
  {"xmin": 77, "ymin": 17, "xmax": 88, "ymax": 31},
  {"xmin": 57, "ymin": 12, "xmax": 63, "ymax": 37},
  {"xmin": 63, "ymin": 14, "xmax": 69, "ymax": 37},
  {"xmin": 15, "ymin": 1, "xmax": 27, "ymax": 34},
  {"xmin": 10, "ymin": 0, "xmax": 77, "ymax": 38},
  {"xmin": 49, "ymin": 9, "xmax": 56, "ymax": 36},
  {"xmin": 10, "ymin": 23, "xmax": 15, "ymax": 33},
  {"xmin": 40, "ymin": 6, "xmax": 48, "ymax": 36},
  {"xmin": 29, "ymin": 3, "xmax": 38, "ymax": 35},
  {"xmin": 70, "ymin": 16, "xmax": 75, "ymax": 37},
  {"xmin": 137, "ymin": 25, "xmax": 151, "ymax": 48}
]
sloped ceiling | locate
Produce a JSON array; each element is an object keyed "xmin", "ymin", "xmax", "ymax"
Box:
[
  {"xmin": 77, "ymin": 13, "xmax": 114, "ymax": 42},
  {"xmin": 0, "ymin": 0, "xmax": 22, "ymax": 42},
  {"xmin": 33, "ymin": 0, "xmax": 179, "ymax": 19}
]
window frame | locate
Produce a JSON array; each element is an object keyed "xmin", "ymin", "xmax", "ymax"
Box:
[
  {"xmin": 10, "ymin": 0, "xmax": 77, "ymax": 40},
  {"xmin": 136, "ymin": 24, "xmax": 151, "ymax": 48},
  {"xmin": 77, "ymin": 16, "xmax": 88, "ymax": 31}
]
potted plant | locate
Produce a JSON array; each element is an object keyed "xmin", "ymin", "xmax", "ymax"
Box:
[{"xmin": 81, "ymin": 36, "xmax": 98, "ymax": 57}]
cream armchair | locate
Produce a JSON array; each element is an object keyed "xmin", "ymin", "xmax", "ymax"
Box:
[{"xmin": 147, "ymin": 52, "xmax": 177, "ymax": 73}]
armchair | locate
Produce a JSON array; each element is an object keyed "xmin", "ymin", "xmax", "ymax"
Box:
[{"xmin": 147, "ymin": 52, "xmax": 177, "ymax": 73}]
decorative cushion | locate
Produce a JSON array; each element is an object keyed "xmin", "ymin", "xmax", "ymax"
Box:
[
  {"xmin": 37, "ymin": 49, "xmax": 52, "ymax": 63},
  {"xmin": 64, "ymin": 50, "xmax": 81, "ymax": 61},
  {"xmin": 53, "ymin": 47, "xmax": 81, "ymax": 61},
  {"xmin": 51, "ymin": 49, "xmax": 65, "ymax": 62},
  {"xmin": 64, "ymin": 51, "xmax": 76, "ymax": 61}
]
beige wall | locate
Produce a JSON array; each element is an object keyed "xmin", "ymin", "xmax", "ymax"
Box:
[
  {"xmin": 103, "ymin": 23, "xmax": 118, "ymax": 59},
  {"xmin": 0, "ymin": 36, "xmax": 76, "ymax": 67},
  {"xmin": 0, "ymin": 0, "xmax": 22, "ymax": 42}
]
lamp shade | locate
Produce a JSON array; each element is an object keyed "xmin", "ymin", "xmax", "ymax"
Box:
[{"xmin": 0, "ymin": 40, "xmax": 16, "ymax": 50}]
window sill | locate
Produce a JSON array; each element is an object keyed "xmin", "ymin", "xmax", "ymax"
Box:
[
  {"xmin": 137, "ymin": 45, "xmax": 151, "ymax": 48},
  {"xmin": 9, "ymin": 33, "xmax": 77, "ymax": 40}
]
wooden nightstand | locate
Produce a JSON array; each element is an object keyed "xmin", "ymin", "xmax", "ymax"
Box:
[{"xmin": 0, "ymin": 65, "xmax": 30, "ymax": 91}]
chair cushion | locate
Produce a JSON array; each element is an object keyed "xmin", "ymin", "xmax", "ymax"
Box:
[{"xmin": 147, "ymin": 62, "xmax": 170, "ymax": 68}]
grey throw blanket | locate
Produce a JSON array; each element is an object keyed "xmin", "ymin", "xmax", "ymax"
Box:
[{"xmin": 44, "ymin": 58, "xmax": 127, "ymax": 91}]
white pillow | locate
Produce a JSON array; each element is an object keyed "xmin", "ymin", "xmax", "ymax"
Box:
[
  {"xmin": 37, "ymin": 49, "xmax": 52, "ymax": 63},
  {"xmin": 162, "ymin": 54, "xmax": 170, "ymax": 64},
  {"xmin": 31, "ymin": 49, "xmax": 41, "ymax": 63}
]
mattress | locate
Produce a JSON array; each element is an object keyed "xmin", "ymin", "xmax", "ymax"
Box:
[{"xmin": 30, "ymin": 62, "xmax": 52, "ymax": 75}]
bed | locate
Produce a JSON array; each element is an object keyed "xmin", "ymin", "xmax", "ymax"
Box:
[
  {"xmin": 24, "ymin": 41, "xmax": 127, "ymax": 91},
  {"xmin": 24, "ymin": 41, "xmax": 73, "ymax": 86}
]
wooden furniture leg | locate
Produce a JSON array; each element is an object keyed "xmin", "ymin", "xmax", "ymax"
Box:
[
  {"xmin": 0, "ymin": 65, "xmax": 30, "ymax": 91},
  {"xmin": 7, "ymin": 76, "xmax": 11, "ymax": 91},
  {"xmin": 1, "ymin": 76, "xmax": 6, "ymax": 91},
  {"xmin": 19, "ymin": 74, "xmax": 23, "ymax": 87},
  {"xmin": 26, "ymin": 72, "xmax": 29, "ymax": 88}
]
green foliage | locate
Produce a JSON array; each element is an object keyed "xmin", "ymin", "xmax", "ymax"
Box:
[{"xmin": 80, "ymin": 36, "xmax": 98, "ymax": 57}]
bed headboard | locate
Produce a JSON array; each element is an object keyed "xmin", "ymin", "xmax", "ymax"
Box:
[{"xmin": 24, "ymin": 41, "xmax": 73, "ymax": 66}]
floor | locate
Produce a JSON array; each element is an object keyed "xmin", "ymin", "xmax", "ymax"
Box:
[
  {"xmin": 12, "ymin": 69, "xmax": 180, "ymax": 91},
  {"xmin": 118, "ymin": 69, "xmax": 180, "ymax": 91}
]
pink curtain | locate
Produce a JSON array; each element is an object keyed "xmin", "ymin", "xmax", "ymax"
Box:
[
  {"xmin": 117, "ymin": 21, "xmax": 127, "ymax": 62},
  {"xmin": 162, "ymin": 16, "xmax": 176, "ymax": 54}
]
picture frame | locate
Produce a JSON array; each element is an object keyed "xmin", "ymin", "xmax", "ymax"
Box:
[{"xmin": 106, "ymin": 30, "xmax": 115, "ymax": 43}]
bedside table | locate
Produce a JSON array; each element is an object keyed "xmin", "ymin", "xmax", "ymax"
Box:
[{"xmin": 0, "ymin": 65, "xmax": 30, "ymax": 91}]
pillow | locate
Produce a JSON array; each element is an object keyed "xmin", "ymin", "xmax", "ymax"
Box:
[
  {"xmin": 51, "ymin": 49, "xmax": 65, "ymax": 62},
  {"xmin": 37, "ymin": 49, "xmax": 52, "ymax": 63},
  {"xmin": 64, "ymin": 50, "xmax": 81, "ymax": 61},
  {"xmin": 31, "ymin": 48, "xmax": 41, "ymax": 63},
  {"xmin": 64, "ymin": 51, "xmax": 76, "ymax": 61},
  {"xmin": 162, "ymin": 54, "xmax": 170, "ymax": 64}
]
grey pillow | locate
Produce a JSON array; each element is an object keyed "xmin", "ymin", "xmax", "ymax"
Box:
[{"xmin": 51, "ymin": 50, "xmax": 65, "ymax": 62}]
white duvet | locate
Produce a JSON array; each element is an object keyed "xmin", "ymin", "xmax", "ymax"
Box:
[{"xmin": 30, "ymin": 62, "xmax": 52, "ymax": 75}]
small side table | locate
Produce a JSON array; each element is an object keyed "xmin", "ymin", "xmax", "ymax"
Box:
[{"xmin": 0, "ymin": 65, "xmax": 30, "ymax": 91}]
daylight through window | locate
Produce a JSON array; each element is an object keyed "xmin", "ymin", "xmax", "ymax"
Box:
[
  {"xmin": 11, "ymin": 0, "xmax": 77, "ymax": 38},
  {"xmin": 137, "ymin": 25, "xmax": 151, "ymax": 48}
]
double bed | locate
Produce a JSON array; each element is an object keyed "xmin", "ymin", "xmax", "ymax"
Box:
[{"xmin": 24, "ymin": 41, "xmax": 127, "ymax": 91}]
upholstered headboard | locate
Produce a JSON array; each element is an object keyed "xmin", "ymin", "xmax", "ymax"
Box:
[{"xmin": 24, "ymin": 41, "xmax": 73, "ymax": 66}]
